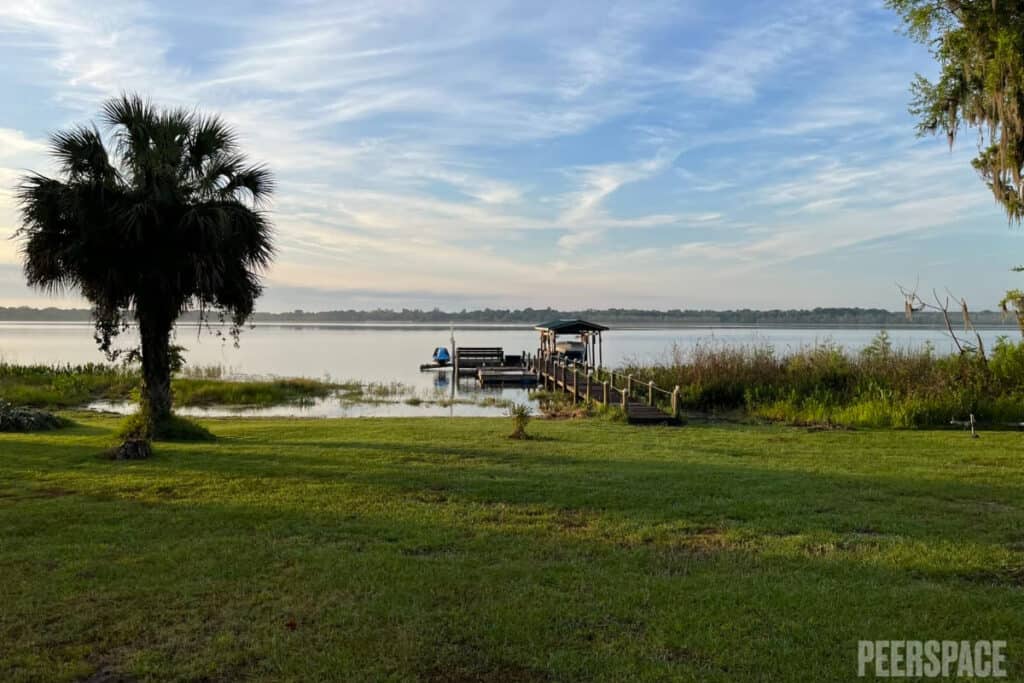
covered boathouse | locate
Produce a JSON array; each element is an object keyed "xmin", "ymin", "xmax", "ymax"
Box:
[{"xmin": 534, "ymin": 319, "xmax": 608, "ymax": 370}]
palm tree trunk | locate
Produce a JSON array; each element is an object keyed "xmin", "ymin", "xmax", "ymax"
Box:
[{"xmin": 139, "ymin": 314, "xmax": 173, "ymax": 423}]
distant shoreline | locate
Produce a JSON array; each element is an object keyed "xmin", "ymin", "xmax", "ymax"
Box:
[
  {"xmin": 0, "ymin": 319, "xmax": 1018, "ymax": 331},
  {"xmin": 0, "ymin": 305, "xmax": 1018, "ymax": 329}
]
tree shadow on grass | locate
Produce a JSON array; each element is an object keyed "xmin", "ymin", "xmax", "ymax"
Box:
[
  {"xmin": 3, "ymin": 484, "xmax": 1023, "ymax": 683},
  {"xmin": 9, "ymin": 432, "xmax": 1023, "ymax": 562}
]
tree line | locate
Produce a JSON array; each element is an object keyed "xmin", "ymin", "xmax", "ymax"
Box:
[{"xmin": 0, "ymin": 305, "xmax": 1016, "ymax": 326}]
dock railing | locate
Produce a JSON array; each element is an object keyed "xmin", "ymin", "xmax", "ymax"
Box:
[{"xmin": 525, "ymin": 350, "xmax": 681, "ymax": 420}]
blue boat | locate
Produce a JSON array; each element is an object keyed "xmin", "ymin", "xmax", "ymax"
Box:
[{"xmin": 432, "ymin": 346, "xmax": 451, "ymax": 366}]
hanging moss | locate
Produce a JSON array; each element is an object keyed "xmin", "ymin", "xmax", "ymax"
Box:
[{"xmin": 890, "ymin": 0, "xmax": 1024, "ymax": 220}]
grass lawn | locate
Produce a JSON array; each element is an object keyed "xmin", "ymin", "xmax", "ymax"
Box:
[{"xmin": 2, "ymin": 417, "xmax": 1023, "ymax": 681}]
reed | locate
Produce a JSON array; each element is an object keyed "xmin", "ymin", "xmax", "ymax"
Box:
[
  {"xmin": 0, "ymin": 363, "xmax": 346, "ymax": 409},
  {"xmin": 620, "ymin": 334, "xmax": 1024, "ymax": 427}
]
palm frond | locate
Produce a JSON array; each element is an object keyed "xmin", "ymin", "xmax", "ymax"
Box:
[
  {"xmin": 48, "ymin": 126, "xmax": 116, "ymax": 183},
  {"xmin": 102, "ymin": 93, "xmax": 160, "ymax": 182},
  {"xmin": 221, "ymin": 164, "xmax": 274, "ymax": 205},
  {"xmin": 185, "ymin": 114, "xmax": 238, "ymax": 176},
  {"xmin": 100, "ymin": 92, "xmax": 156, "ymax": 130},
  {"xmin": 18, "ymin": 93, "xmax": 274, "ymax": 336},
  {"xmin": 192, "ymin": 152, "xmax": 245, "ymax": 198}
]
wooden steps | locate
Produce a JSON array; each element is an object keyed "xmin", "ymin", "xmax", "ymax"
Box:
[{"xmin": 625, "ymin": 403, "xmax": 677, "ymax": 425}]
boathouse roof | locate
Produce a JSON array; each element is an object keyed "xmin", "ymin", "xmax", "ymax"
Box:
[{"xmin": 533, "ymin": 319, "xmax": 609, "ymax": 334}]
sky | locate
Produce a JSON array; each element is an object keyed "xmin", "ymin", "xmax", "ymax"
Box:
[{"xmin": 0, "ymin": 0, "xmax": 1019, "ymax": 312}]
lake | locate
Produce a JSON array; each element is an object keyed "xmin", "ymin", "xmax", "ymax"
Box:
[{"xmin": 0, "ymin": 322, "xmax": 1017, "ymax": 417}]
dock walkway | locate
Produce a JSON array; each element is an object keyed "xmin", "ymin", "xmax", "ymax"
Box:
[{"xmin": 528, "ymin": 354, "xmax": 680, "ymax": 425}]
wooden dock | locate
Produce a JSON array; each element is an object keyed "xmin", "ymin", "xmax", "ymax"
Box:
[
  {"xmin": 477, "ymin": 367, "xmax": 538, "ymax": 386},
  {"xmin": 450, "ymin": 347, "xmax": 538, "ymax": 386},
  {"xmin": 528, "ymin": 353, "xmax": 680, "ymax": 425}
]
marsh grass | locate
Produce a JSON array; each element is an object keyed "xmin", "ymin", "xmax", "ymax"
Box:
[
  {"xmin": 172, "ymin": 377, "xmax": 336, "ymax": 407},
  {"xmin": 0, "ymin": 362, "xmax": 138, "ymax": 408},
  {"xmin": 0, "ymin": 363, "xmax": 412, "ymax": 410},
  {"xmin": 178, "ymin": 364, "xmax": 228, "ymax": 380},
  {"xmin": 335, "ymin": 380, "xmax": 412, "ymax": 405},
  {"xmin": 621, "ymin": 335, "xmax": 1024, "ymax": 427}
]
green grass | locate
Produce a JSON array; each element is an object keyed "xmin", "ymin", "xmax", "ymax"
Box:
[
  {"xmin": 171, "ymin": 377, "xmax": 337, "ymax": 407},
  {"xmin": 0, "ymin": 363, "xmax": 353, "ymax": 409},
  {"xmin": 0, "ymin": 363, "xmax": 138, "ymax": 408},
  {"xmin": 1, "ymin": 417, "xmax": 1023, "ymax": 681}
]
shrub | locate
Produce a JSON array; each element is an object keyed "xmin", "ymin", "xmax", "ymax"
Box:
[
  {"xmin": 507, "ymin": 402, "xmax": 531, "ymax": 439},
  {"xmin": 0, "ymin": 401, "xmax": 65, "ymax": 432}
]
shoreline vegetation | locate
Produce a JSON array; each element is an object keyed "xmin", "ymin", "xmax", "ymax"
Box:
[
  {"xmin": 3, "ymin": 331, "xmax": 1024, "ymax": 428},
  {"xmin": 623, "ymin": 333, "xmax": 1024, "ymax": 428},
  {"xmin": 0, "ymin": 305, "xmax": 1020, "ymax": 327},
  {"xmin": 0, "ymin": 362, "xmax": 509, "ymax": 413}
]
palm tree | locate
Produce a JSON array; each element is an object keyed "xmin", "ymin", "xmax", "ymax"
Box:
[{"xmin": 17, "ymin": 94, "xmax": 274, "ymax": 430}]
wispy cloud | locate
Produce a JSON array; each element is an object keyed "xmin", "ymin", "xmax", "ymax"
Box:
[{"xmin": 0, "ymin": 0, "xmax": 1010, "ymax": 309}]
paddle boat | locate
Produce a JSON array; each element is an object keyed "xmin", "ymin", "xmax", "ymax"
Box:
[
  {"xmin": 420, "ymin": 346, "xmax": 452, "ymax": 371},
  {"xmin": 432, "ymin": 346, "xmax": 451, "ymax": 366}
]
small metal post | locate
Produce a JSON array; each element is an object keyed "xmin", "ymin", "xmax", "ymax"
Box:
[
  {"xmin": 648, "ymin": 380, "xmax": 654, "ymax": 407},
  {"xmin": 672, "ymin": 385, "xmax": 680, "ymax": 420}
]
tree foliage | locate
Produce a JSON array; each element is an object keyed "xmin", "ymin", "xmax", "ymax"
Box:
[
  {"xmin": 888, "ymin": 0, "xmax": 1024, "ymax": 220},
  {"xmin": 16, "ymin": 94, "xmax": 274, "ymax": 422}
]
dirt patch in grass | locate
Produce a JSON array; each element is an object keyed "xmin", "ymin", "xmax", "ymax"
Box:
[
  {"xmin": 800, "ymin": 532, "xmax": 895, "ymax": 557},
  {"xmin": 82, "ymin": 667, "xmax": 138, "ymax": 683},
  {"xmin": 399, "ymin": 543, "xmax": 458, "ymax": 557},
  {"xmin": 421, "ymin": 663, "xmax": 551, "ymax": 683},
  {"xmin": 153, "ymin": 485, "xmax": 181, "ymax": 499},
  {"xmin": 655, "ymin": 645, "xmax": 721, "ymax": 670},
  {"xmin": 553, "ymin": 508, "xmax": 591, "ymax": 531},
  {"xmin": 671, "ymin": 527, "xmax": 736, "ymax": 553},
  {"xmin": 953, "ymin": 565, "xmax": 1024, "ymax": 588},
  {"xmin": 411, "ymin": 489, "xmax": 450, "ymax": 504},
  {"xmin": 835, "ymin": 533, "xmax": 893, "ymax": 552},
  {"xmin": 26, "ymin": 486, "xmax": 76, "ymax": 499},
  {"xmin": 647, "ymin": 527, "xmax": 740, "ymax": 576}
]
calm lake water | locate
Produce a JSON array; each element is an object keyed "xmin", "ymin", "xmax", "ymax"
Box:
[{"xmin": 0, "ymin": 322, "xmax": 1016, "ymax": 417}]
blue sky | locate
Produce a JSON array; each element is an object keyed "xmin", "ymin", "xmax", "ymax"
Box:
[{"xmin": 0, "ymin": 0, "xmax": 1018, "ymax": 311}]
